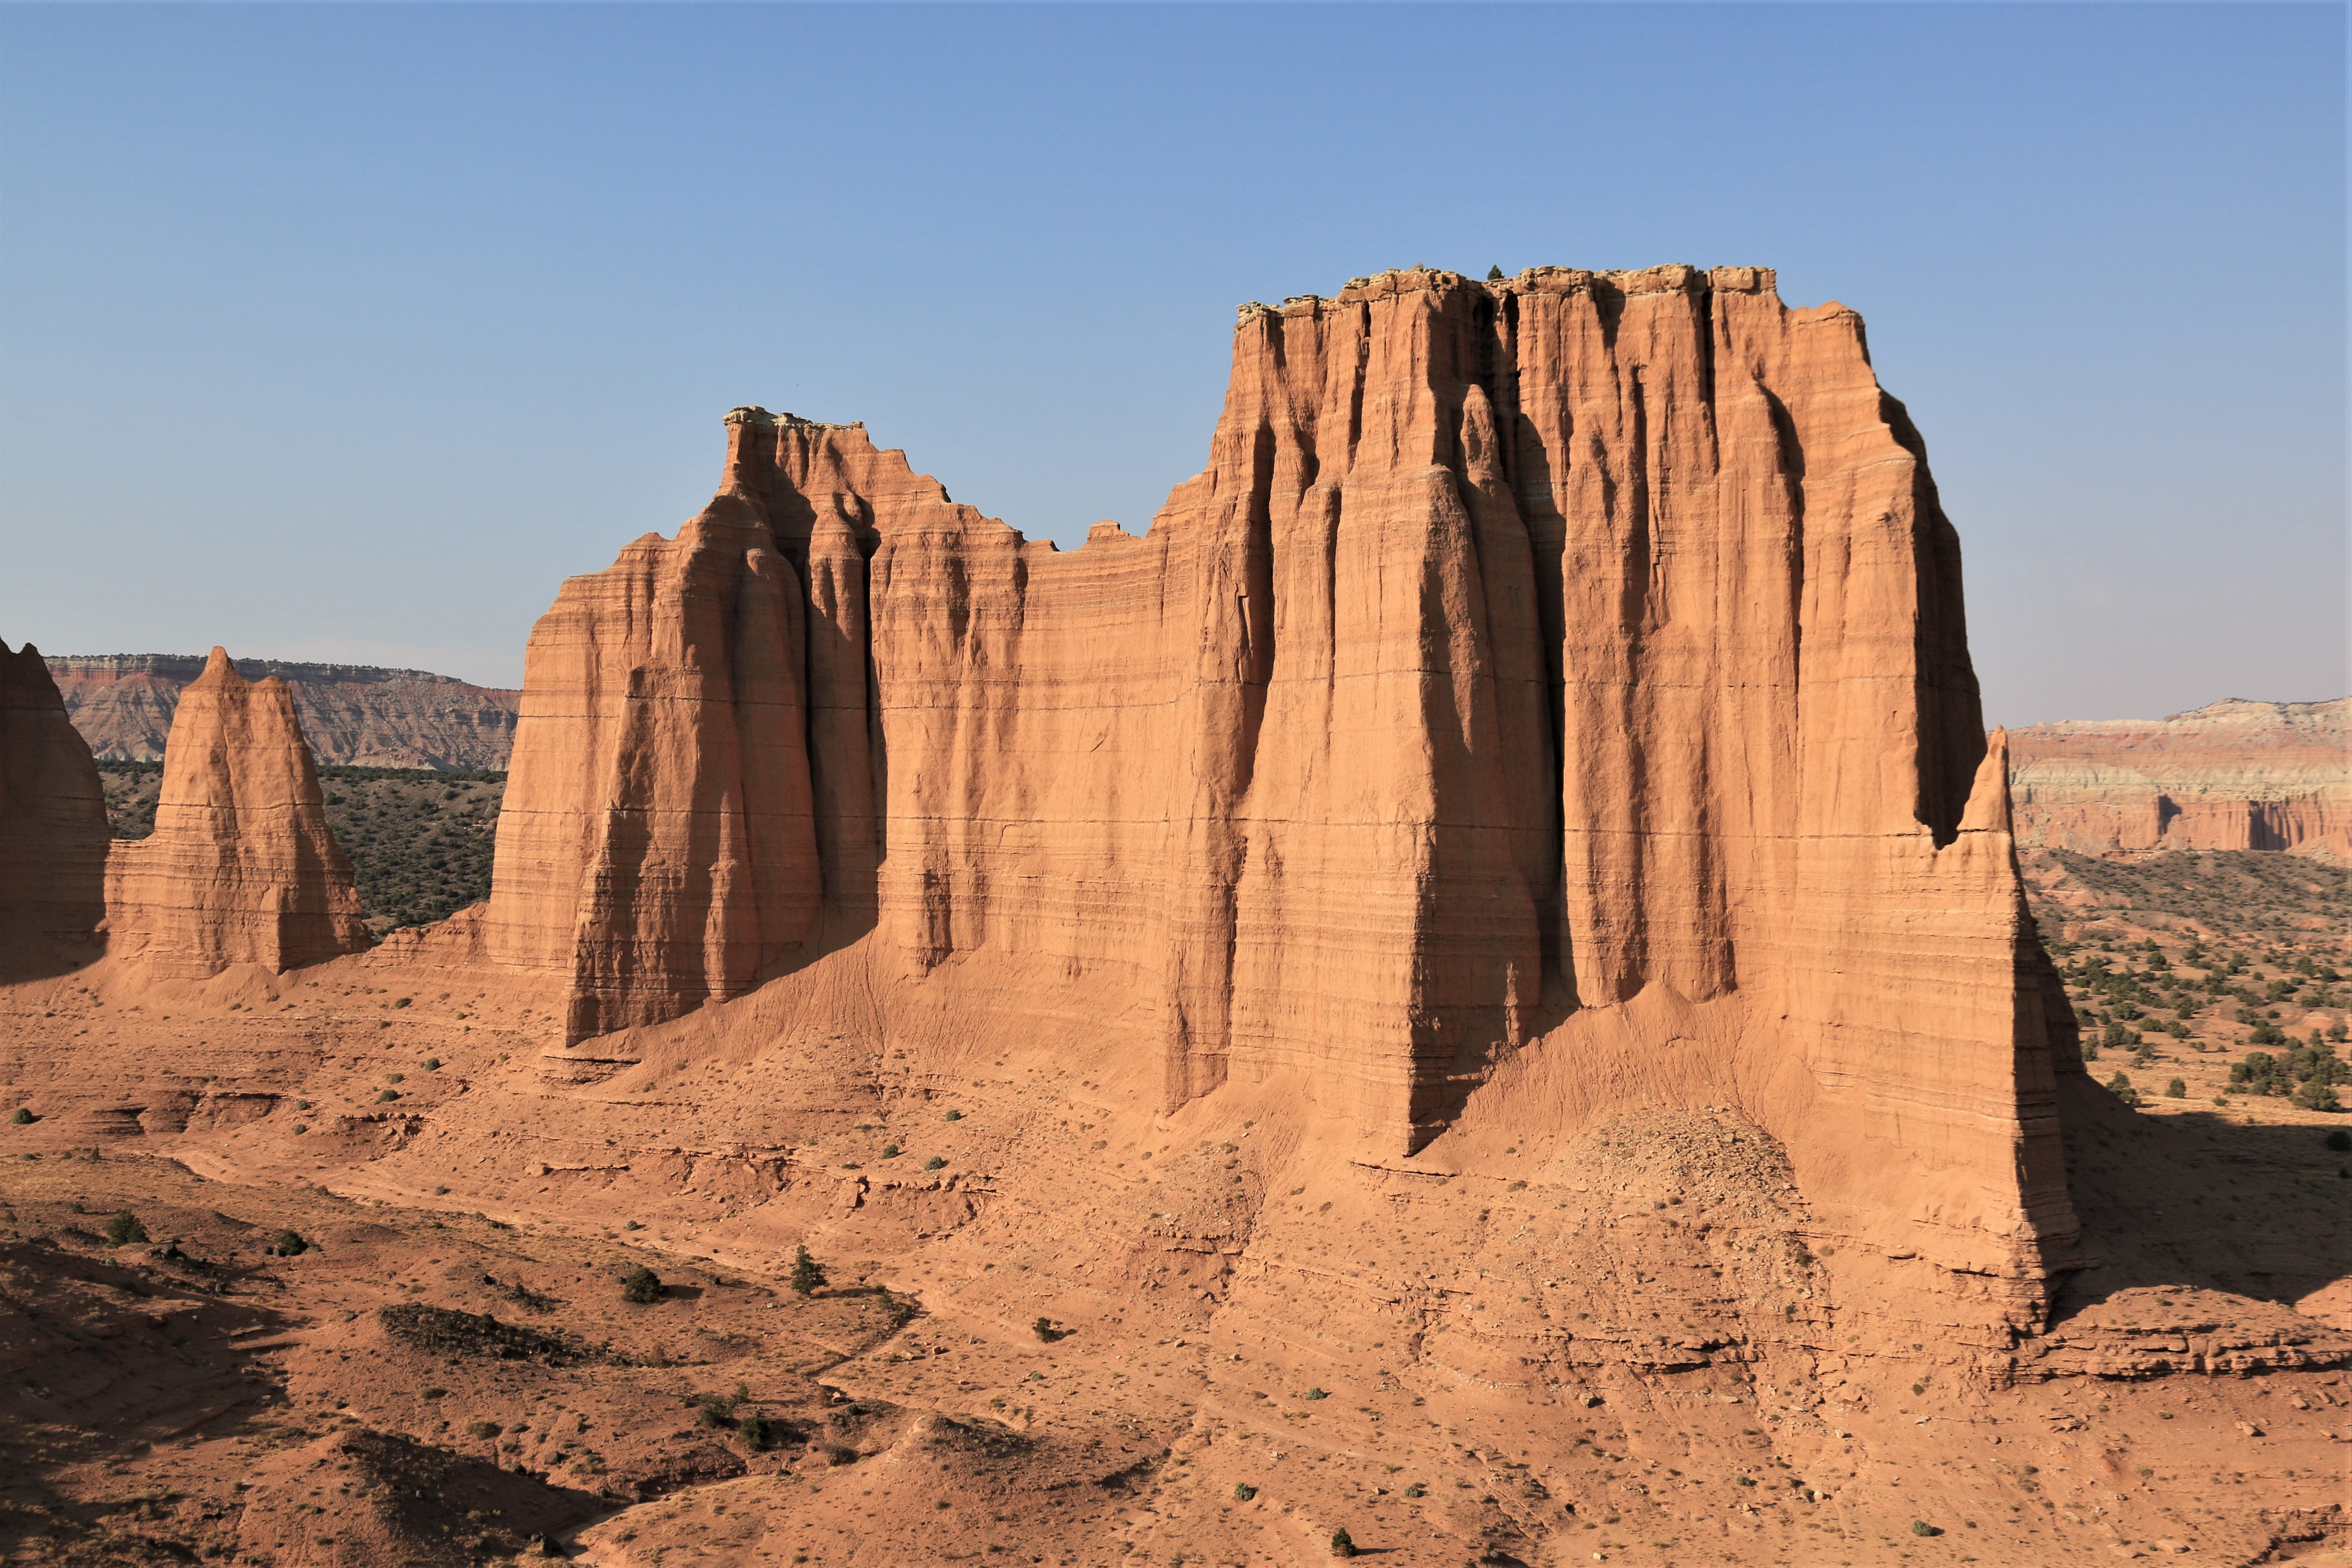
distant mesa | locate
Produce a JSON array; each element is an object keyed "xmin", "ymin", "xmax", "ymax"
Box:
[
  {"xmin": 46, "ymin": 653, "xmax": 520, "ymax": 770},
  {"xmin": 2010, "ymin": 696, "xmax": 2349, "ymax": 857}
]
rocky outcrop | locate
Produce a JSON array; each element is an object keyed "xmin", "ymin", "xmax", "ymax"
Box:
[
  {"xmin": 2009, "ymin": 696, "xmax": 2349, "ymax": 855},
  {"xmin": 103, "ymin": 649, "xmax": 370, "ymax": 975},
  {"xmin": 47, "ymin": 655, "xmax": 521, "ymax": 770},
  {"xmin": 0, "ymin": 641, "xmax": 111, "ymax": 969},
  {"xmin": 486, "ymin": 264, "xmax": 2081, "ymax": 1334},
  {"xmin": 485, "ymin": 502, "xmax": 823, "ymax": 1043}
]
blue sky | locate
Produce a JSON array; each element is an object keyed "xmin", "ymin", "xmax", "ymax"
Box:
[{"xmin": 2, "ymin": 2, "xmax": 2342, "ymax": 723}]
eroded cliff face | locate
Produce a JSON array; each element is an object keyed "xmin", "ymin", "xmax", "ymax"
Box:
[
  {"xmin": 103, "ymin": 649, "xmax": 370, "ymax": 976},
  {"xmin": 47, "ymin": 655, "xmax": 522, "ymax": 770},
  {"xmin": 486, "ymin": 265, "xmax": 2081, "ymax": 1335},
  {"xmin": 0, "ymin": 641, "xmax": 111, "ymax": 973},
  {"xmin": 2010, "ymin": 696, "xmax": 2350, "ymax": 856}
]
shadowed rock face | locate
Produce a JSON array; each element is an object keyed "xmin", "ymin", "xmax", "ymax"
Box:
[
  {"xmin": 485, "ymin": 265, "xmax": 2081, "ymax": 1332},
  {"xmin": 2010, "ymin": 696, "xmax": 2351, "ymax": 855},
  {"xmin": 102, "ymin": 648, "xmax": 370, "ymax": 976},
  {"xmin": 0, "ymin": 641, "xmax": 111, "ymax": 973}
]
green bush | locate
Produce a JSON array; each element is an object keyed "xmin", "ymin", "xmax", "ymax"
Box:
[
  {"xmin": 269, "ymin": 1229, "xmax": 308, "ymax": 1257},
  {"xmin": 1233, "ymin": 1483, "xmax": 1257, "ymax": 1501},
  {"xmin": 2292, "ymin": 1078, "xmax": 2342, "ymax": 1113},
  {"xmin": 924, "ymin": 1156, "xmax": 946, "ymax": 1171},
  {"xmin": 2165, "ymin": 1078, "xmax": 2187, "ymax": 1098},
  {"xmin": 1329, "ymin": 1527, "xmax": 1356, "ymax": 1558},
  {"xmin": 1911, "ymin": 1521, "xmax": 1942, "ymax": 1538},
  {"xmin": 620, "ymin": 1265, "xmax": 664, "ymax": 1303},
  {"xmin": 1033, "ymin": 1316, "xmax": 1060, "ymax": 1343},
  {"xmin": 9, "ymin": 1108, "xmax": 31, "ymax": 1125},
  {"xmin": 105, "ymin": 1210, "xmax": 148, "ymax": 1246},
  {"xmin": 790, "ymin": 1246, "xmax": 827, "ymax": 1297},
  {"xmin": 2105, "ymin": 1072, "xmax": 2140, "ymax": 1107}
]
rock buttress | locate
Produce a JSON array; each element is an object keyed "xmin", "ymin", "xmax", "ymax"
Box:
[
  {"xmin": 0, "ymin": 640, "xmax": 111, "ymax": 973},
  {"xmin": 102, "ymin": 648, "xmax": 368, "ymax": 975},
  {"xmin": 484, "ymin": 494, "xmax": 822, "ymax": 1042}
]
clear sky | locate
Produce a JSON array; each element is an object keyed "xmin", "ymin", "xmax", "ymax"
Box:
[{"xmin": 2, "ymin": 2, "xmax": 2342, "ymax": 725}]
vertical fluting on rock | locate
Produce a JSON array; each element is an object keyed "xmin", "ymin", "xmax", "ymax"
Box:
[
  {"xmin": 101, "ymin": 648, "xmax": 368, "ymax": 976},
  {"xmin": 0, "ymin": 640, "xmax": 111, "ymax": 967},
  {"xmin": 483, "ymin": 263, "xmax": 2079, "ymax": 1316},
  {"xmin": 483, "ymin": 494, "xmax": 821, "ymax": 1043}
]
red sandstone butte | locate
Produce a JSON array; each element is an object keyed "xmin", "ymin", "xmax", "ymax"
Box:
[
  {"xmin": 2010, "ymin": 696, "xmax": 2350, "ymax": 855},
  {"xmin": 484, "ymin": 265, "xmax": 2080, "ymax": 1336},
  {"xmin": 101, "ymin": 647, "xmax": 370, "ymax": 976}
]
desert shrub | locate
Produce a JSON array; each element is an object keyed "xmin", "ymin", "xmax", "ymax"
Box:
[
  {"xmin": 692, "ymin": 1384, "xmax": 749, "ymax": 1427},
  {"xmin": 1033, "ymin": 1317, "xmax": 1062, "ymax": 1343},
  {"xmin": 9, "ymin": 1108, "xmax": 30, "ymax": 1125},
  {"xmin": 424, "ymin": 1057, "xmax": 441, "ymax": 1070},
  {"xmin": 621, "ymin": 1266, "xmax": 664, "ymax": 1304},
  {"xmin": 2325, "ymin": 1129, "xmax": 2352, "ymax": 1152},
  {"xmin": 2292, "ymin": 1078, "xmax": 2342, "ymax": 1113},
  {"xmin": 2166, "ymin": 1079, "xmax": 2187, "ymax": 1098},
  {"xmin": 737, "ymin": 1413, "xmax": 775, "ymax": 1450},
  {"xmin": 105, "ymin": 1210, "xmax": 148, "ymax": 1246},
  {"xmin": 1329, "ymin": 1527, "xmax": 1356, "ymax": 1558},
  {"xmin": 943, "ymin": 1109, "xmax": 962, "ymax": 1122},
  {"xmin": 1303, "ymin": 1387, "xmax": 1328, "ymax": 1400},
  {"xmin": 1233, "ymin": 1483, "xmax": 1257, "ymax": 1501},
  {"xmin": 270, "ymin": 1229, "xmax": 308, "ymax": 1256},
  {"xmin": 873, "ymin": 1287, "xmax": 917, "ymax": 1327},
  {"xmin": 2105, "ymin": 1073, "xmax": 2140, "ymax": 1107},
  {"xmin": 790, "ymin": 1246, "xmax": 827, "ymax": 1297},
  {"xmin": 377, "ymin": 1090, "xmax": 401, "ymax": 1103},
  {"xmin": 1911, "ymin": 1521, "xmax": 1942, "ymax": 1537},
  {"xmin": 924, "ymin": 1156, "xmax": 946, "ymax": 1171},
  {"xmin": 1402, "ymin": 1483, "xmax": 1425, "ymax": 1498}
]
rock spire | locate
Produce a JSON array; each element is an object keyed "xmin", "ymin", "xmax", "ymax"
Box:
[{"xmin": 103, "ymin": 647, "xmax": 369, "ymax": 975}]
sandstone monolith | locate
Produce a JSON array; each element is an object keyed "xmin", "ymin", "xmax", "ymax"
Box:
[
  {"xmin": 103, "ymin": 647, "xmax": 369, "ymax": 975},
  {"xmin": 487, "ymin": 265, "xmax": 2083, "ymax": 1332}
]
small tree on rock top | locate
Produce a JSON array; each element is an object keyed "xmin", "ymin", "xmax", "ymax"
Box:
[{"xmin": 791, "ymin": 1246, "xmax": 827, "ymax": 1297}]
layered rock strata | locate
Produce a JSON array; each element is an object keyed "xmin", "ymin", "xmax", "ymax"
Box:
[
  {"xmin": 47, "ymin": 654, "xmax": 522, "ymax": 770},
  {"xmin": 486, "ymin": 265, "xmax": 2082, "ymax": 1331},
  {"xmin": 103, "ymin": 648, "xmax": 370, "ymax": 975},
  {"xmin": 2009, "ymin": 696, "xmax": 2350, "ymax": 855},
  {"xmin": 0, "ymin": 641, "xmax": 112, "ymax": 963}
]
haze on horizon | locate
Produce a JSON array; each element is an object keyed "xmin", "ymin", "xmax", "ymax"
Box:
[{"xmin": 1, "ymin": 3, "xmax": 2342, "ymax": 728}]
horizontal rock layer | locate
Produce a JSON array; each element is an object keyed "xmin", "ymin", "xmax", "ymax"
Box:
[
  {"xmin": 2010, "ymin": 696, "xmax": 2349, "ymax": 855},
  {"xmin": 485, "ymin": 264, "xmax": 2082, "ymax": 1332},
  {"xmin": 48, "ymin": 654, "xmax": 521, "ymax": 770}
]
